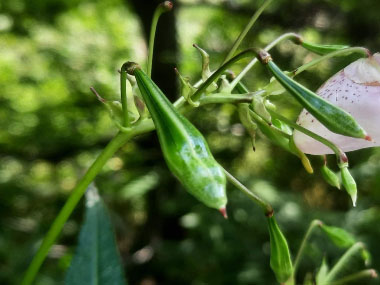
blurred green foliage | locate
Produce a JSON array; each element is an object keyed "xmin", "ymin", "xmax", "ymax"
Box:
[{"xmin": 1, "ymin": 0, "xmax": 380, "ymax": 284}]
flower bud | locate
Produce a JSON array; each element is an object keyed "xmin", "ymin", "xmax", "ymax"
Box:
[
  {"xmin": 340, "ymin": 165, "xmax": 357, "ymax": 207},
  {"xmin": 321, "ymin": 165, "xmax": 341, "ymax": 189},
  {"xmin": 294, "ymin": 53, "xmax": 380, "ymax": 154}
]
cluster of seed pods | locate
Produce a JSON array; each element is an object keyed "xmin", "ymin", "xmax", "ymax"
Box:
[{"xmin": 294, "ymin": 53, "xmax": 380, "ymax": 154}]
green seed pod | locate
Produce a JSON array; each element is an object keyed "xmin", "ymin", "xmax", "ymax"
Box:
[
  {"xmin": 320, "ymin": 224, "xmax": 356, "ymax": 248},
  {"xmin": 340, "ymin": 165, "xmax": 357, "ymax": 207},
  {"xmin": 126, "ymin": 62, "xmax": 227, "ymax": 212},
  {"xmin": 321, "ymin": 164, "xmax": 341, "ymax": 189},
  {"xmin": 257, "ymin": 51, "xmax": 368, "ymax": 140},
  {"xmin": 301, "ymin": 41, "xmax": 349, "ymax": 55},
  {"xmin": 267, "ymin": 215, "xmax": 293, "ymax": 283}
]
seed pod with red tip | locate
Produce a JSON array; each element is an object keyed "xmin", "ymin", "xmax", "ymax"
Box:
[
  {"xmin": 294, "ymin": 53, "xmax": 380, "ymax": 155},
  {"xmin": 125, "ymin": 62, "xmax": 227, "ymax": 212}
]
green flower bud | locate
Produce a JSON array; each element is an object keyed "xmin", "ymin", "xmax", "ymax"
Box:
[
  {"xmin": 321, "ymin": 165, "xmax": 341, "ymax": 189},
  {"xmin": 340, "ymin": 165, "xmax": 357, "ymax": 207},
  {"xmin": 267, "ymin": 215, "xmax": 293, "ymax": 283}
]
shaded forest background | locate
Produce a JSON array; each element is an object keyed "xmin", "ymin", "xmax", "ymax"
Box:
[{"xmin": 1, "ymin": 0, "xmax": 380, "ymax": 284}]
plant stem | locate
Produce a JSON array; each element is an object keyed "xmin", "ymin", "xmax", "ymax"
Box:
[
  {"xmin": 268, "ymin": 110, "xmax": 347, "ymax": 164},
  {"xmin": 292, "ymin": 47, "xmax": 370, "ymax": 76},
  {"xmin": 147, "ymin": 1, "xmax": 173, "ymax": 77},
  {"xmin": 21, "ymin": 131, "xmax": 133, "ymax": 285},
  {"xmin": 324, "ymin": 242, "xmax": 366, "ymax": 283},
  {"xmin": 330, "ymin": 269, "xmax": 378, "ymax": 285},
  {"xmin": 199, "ymin": 90, "xmax": 265, "ymax": 105},
  {"xmin": 223, "ymin": 168, "xmax": 273, "ymax": 216},
  {"xmin": 222, "ymin": 0, "xmax": 273, "ymax": 64},
  {"xmin": 230, "ymin": 33, "xmax": 301, "ymax": 91},
  {"xmin": 292, "ymin": 219, "xmax": 322, "ymax": 277},
  {"xmin": 120, "ymin": 68, "xmax": 129, "ymax": 127}
]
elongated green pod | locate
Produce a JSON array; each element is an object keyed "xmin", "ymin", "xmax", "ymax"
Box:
[
  {"xmin": 257, "ymin": 51, "xmax": 368, "ymax": 139},
  {"xmin": 321, "ymin": 164, "xmax": 341, "ymax": 189},
  {"xmin": 267, "ymin": 215, "xmax": 293, "ymax": 283},
  {"xmin": 301, "ymin": 41, "xmax": 349, "ymax": 56},
  {"xmin": 125, "ymin": 62, "xmax": 227, "ymax": 212}
]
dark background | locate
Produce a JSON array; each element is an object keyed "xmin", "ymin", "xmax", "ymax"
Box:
[{"xmin": 1, "ymin": 0, "xmax": 380, "ymax": 284}]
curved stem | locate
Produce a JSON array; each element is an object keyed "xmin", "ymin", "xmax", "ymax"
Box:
[
  {"xmin": 292, "ymin": 219, "xmax": 322, "ymax": 277},
  {"xmin": 223, "ymin": 168, "xmax": 273, "ymax": 216},
  {"xmin": 324, "ymin": 242, "xmax": 366, "ymax": 283},
  {"xmin": 293, "ymin": 47, "xmax": 370, "ymax": 77},
  {"xmin": 330, "ymin": 269, "xmax": 377, "ymax": 285},
  {"xmin": 268, "ymin": 110, "xmax": 347, "ymax": 164},
  {"xmin": 199, "ymin": 90, "xmax": 265, "ymax": 105},
  {"xmin": 222, "ymin": 0, "xmax": 273, "ymax": 64},
  {"xmin": 120, "ymin": 69, "xmax": 129, "ymax": 127},
  {"xmin": 230, "ymin": 33, "xmax": 301, "ymax": 91},
  {"xmin": 22, "ymin": 131, "xmax": 133, "ymax": 285},
  {"xmin": 147, "ymin": 2, "xmax": 173, "ymax": 77}
]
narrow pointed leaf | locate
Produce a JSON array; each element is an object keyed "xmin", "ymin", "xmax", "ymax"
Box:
[
  {"xmin": 320, "ymin": 224, "xmax": 356, "ymax": 249},
  {"xmin": 316, "ymin": 257, "xmax": 329, "ymax": 285},
  {"xmin": 65, "ymin": 186, "xmax": 127, "ymax": 285},
  {"xmin": 267, "ymin": 215, "xmax": 293, "ymax": 283}
]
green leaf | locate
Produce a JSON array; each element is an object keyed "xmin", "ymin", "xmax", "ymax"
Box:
[
  {"xmin": 65, "ymin": 185, "xmax": 127, "ymax": 285},
  {"xmin": 320, "ymin": 224, "xmax": 356, "ymax": 248},
  {"xmin": 316, "ymin": 257, "xmax": 329, "ymax": 285}
]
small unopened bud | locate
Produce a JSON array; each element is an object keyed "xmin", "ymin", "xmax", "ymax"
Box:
[
  {"xmin": 340, "ymin": 165, "xmax": 357, "ymax": 207},
  {"xmin": 321, "ymin": 165, "xmax": 341, "ymax": 189}
]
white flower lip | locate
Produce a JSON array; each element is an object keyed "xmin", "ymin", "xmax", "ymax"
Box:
[{"xmin": 294, "ymin": 53, "xmax": 380, "ymax": 155}]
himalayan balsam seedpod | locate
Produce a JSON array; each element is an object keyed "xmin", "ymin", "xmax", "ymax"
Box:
[
  {"xmin": 125, "ymin": 62, "xmax": 227, "ymax": 213},
  {"xmin": 267, "ymin": 215, "xmax": 293, "ymax": 283},
  {"xmin": 263, "ymin": 57, "xmax": 368, "ymax": 140},
  {"xmin": 300, "ymin": 41, "xmax": 350, "ymax": 56},
  {"xmin": 294, "ymin": 53, "xmax": 380, "ymax": 154}
]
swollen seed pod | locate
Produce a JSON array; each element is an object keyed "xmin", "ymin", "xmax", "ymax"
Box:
[
  {"xmin": 294, "ymin": 53, "xmax": 380, "ymax": 154},
  {"xmin": 125, "ymin": 62, "xmax": 227, "ymax": 212},
  {"xmin": 267, "ymin": 215, "xmax": 293, "ymax": 283}
]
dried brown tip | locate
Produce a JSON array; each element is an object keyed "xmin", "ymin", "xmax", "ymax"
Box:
[
  {"xmin": 257, "ymin": 49, "xmax": 272, "ymax": 65},
  {"xmin": 122, "ymin": 62, "xmax": 141, "ymax": 75},
  {"xmin": 90, "ymin": 87, "xmax": 106, "ymax": 103},
  {"xmin": 219, "ymin": 207, "xmax": 228, "ymax": 219},
  {"xmin": 160, "ymin": 1, "xmax": 173, "ymax": 11},
  {"xmin": 365, "ymin": 135, "xmax": 372, "ymax": 141},
  {"xmin": 174, "ymin": 67, "xmax": 179, "ymax": 75}
]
